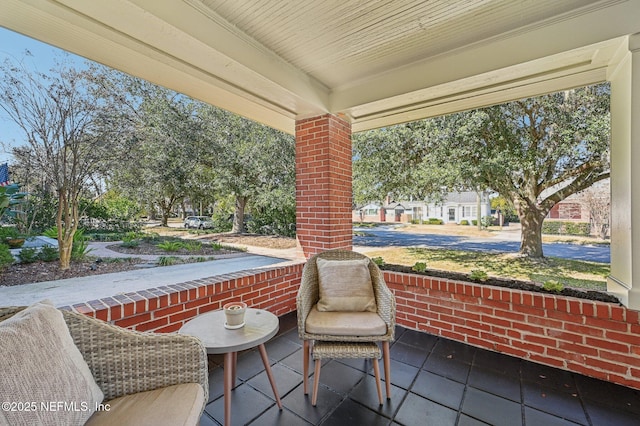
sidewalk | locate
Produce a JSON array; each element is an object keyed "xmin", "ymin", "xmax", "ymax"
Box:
[{"xmin": 0, "ymin": 242, "xmax": 302, "ymax": 308}]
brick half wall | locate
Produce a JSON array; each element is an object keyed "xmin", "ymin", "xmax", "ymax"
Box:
[
  {"xmin": 62, "ymin": 264, "xmax": 304, "ymax": 333},
  {"xmin": 385, "ymin": 270, "xmax": 640, "ymax": 390},
  {"xmin": 62, "ymin": 264, "xmax": 640, "ymax": 390}
]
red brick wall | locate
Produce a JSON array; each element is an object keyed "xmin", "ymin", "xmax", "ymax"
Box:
[
  {"xmin": 62, "ymin": 264, "xmax": 303, "ymax": 333},
  {"xmin": 295, "ymin": 114, "xmax": 352, "ymax": 258},
  {"xmin": 384, "ymin": 270, "xmax": 640, "ymax": 390},
  {"xmin": 63, "ymin": 263, "xmax": 640, "ymax": 390}
]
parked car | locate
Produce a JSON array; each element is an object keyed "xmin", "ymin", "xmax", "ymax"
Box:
[{"xmin": 184, "ymin": 216, "xmax": 214, "ymax": 229}]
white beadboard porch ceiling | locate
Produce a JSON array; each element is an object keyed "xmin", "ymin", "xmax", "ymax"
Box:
[{"xmin": 1, "ymin": 0, "xmax": 640, "ymax": 133}]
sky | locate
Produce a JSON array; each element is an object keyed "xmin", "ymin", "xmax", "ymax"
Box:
[{"xmin": 0, "ymin": 27, "xmax": 87, "ymax": 165}]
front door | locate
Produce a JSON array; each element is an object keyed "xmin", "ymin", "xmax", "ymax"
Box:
[{"xmin": 448, "ymin": 208, "xmax": 456, "ymax": 222}]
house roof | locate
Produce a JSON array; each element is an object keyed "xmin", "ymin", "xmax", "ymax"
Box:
[{"xmin": 2, "ymin": 1, "xmax": 638, "ymax": 134}]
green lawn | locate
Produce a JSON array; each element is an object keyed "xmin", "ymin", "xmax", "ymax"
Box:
[{"xmin": 363, "ymin": 247, "xmax": 609, "ymax": 291}]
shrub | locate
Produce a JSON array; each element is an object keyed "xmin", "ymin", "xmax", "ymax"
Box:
[
  {"xmin": 542, "ymin": 221, "xmax": 590, "ymax": 236},
  {"xmin": 0, "ymin": 226, "xmax": 19, "ymax": 240},
  {"xmin": 427, "ymin": 218, "xmax": 443, "ymax": 225},
  {"xmin": 469, "ymin": 269, "xmax": 489, "ymax": 282},
  {"xmin": 157, "ymin": 241, "xmax": 184, "ymax": 252},
  {"xmin": 412, "ymin": 262, "xmax": 427, "ymax": 272},
  {"xmin": 371, "ymin": 256, "xmax": 385, "ymax": 266},
  {"xmin": 38, "ymin": 245, "xmax": 59, "ymax": 262},
  {"xmin": 121, "ymin": 239, "xmax": 140, "ymax": 248},
  {"xmin": 543, "ymin": 280, "xmax": 564, "ymax": 293},
  {"xmin": 184, "ymin": 241, "xmax": 202, "ymax": 252},
  {"xmin": 18, "ymin": 247, "xmax": 39, "ymax": 264},
  {"xmin": 157, "ymin": 256, "xmax": 180, "ymax": 266},
  {"xmin": 71, "ymin": 229, "xmax": 92, "ymax": 261},
  {"xmin": 459, "ymin": 220, "xmax": 469, "ymax": 226},
  {"xmin": 0, "ymin": 244, "xmax": 13, "ymax": 269}
]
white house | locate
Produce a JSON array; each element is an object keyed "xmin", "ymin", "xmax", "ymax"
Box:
[{"xmin": 353, "ymin": 191, "xmax": 492, "ymax": 224}]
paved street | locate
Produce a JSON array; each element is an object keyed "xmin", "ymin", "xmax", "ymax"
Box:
[{"xmin": 353, "ymin": 226, "xmax": 610, "ymax": 263}]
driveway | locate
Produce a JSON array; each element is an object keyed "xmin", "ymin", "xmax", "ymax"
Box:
[{"xmin": 353, "ymin": 226, "xmax": 610, "ymax": 263}]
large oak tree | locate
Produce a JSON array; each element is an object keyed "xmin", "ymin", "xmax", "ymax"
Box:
[{"xmin": 354, "ymin": 83, "xmax": 610, "ymax": 258}]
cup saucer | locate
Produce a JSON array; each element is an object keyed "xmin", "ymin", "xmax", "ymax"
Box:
[{"xmin": 224, "ymin": 322, "xmax": 245, "ymax": 330}]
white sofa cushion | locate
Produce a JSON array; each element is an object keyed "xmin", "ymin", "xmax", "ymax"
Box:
[
  {"xmin": 85, "ymin": 383, "xmax": 204, "ymax": 426},
  {"xmin": 0, "ymin": 301, "xmax": 104, "ymax": 426},
  {"xmin": 316, "ymin": 257, "xmax": 377, "ymax": 312}
]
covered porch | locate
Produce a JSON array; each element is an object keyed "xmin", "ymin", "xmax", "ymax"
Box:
[{"xmin": 2, "ymin": 0, "xmax": 640, "ymax": 422}]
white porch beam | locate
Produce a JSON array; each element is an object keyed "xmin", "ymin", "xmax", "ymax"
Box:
[{"xmin": 608, "ymin": 32, "xmax": 640, "ymax": 309}]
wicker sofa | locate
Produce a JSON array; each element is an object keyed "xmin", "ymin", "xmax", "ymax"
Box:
[{"xmin": 0, "ymin": 304, "xmax": 208, "ymax": 426}]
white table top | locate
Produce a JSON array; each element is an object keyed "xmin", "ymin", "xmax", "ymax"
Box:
[{"xmin": 179, "ymin": 308, "xmax": 279, "ymax": 354}]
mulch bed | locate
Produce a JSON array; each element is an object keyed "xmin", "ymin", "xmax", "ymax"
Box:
[{"xmin": 380, "ymin": 263, "xmax": 620, "ymax": 304}]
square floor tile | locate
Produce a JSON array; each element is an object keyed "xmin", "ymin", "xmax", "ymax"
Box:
[
  {"xmin": 423, "ymin": 353, "xmax": 471, "ymax": 384},
  {"xmin": 390, "ymin": 341, "xmax": 429, "ymax": 368},
  {"xmin": 247, "ymin": 363, "xmax": 302, "ymax": 401},
  {"xmin": 280, "ymin": 349, "xmax": 305, "ymax": 374},
  {"xmin": 574, "ymin": 375, "xmax": 640, "ymax": 414},
  {"xmin": 520, "ymin": 360, "xmax": 577, "ymax": 392},
  {"xmin": 323, "ymin": 398, "xmax": 391, "ymax": 426},
  {"xmin": 350, "ymin": 376, "xmax": 407, "ymax": 419},
  {"xmin": 524, "ymin": 406, "xmax": 583, "ymax": 426},
  {"xmin": 522, "ymin": 382, "xmax": 586, "ymax": 424},
  {"xmin": 383, "ymin": 359, "xmax": 419, "ymax": 390},
  {"xmin": 582, "ymin": 399, "xmax": 640, "ymax": 426},
  {"xmin": 461, "ymin": 387, "xmax": 522, "ymax": 426},
  {"xmin": 236, "ymin": 349, "xmax": 267, "ymax": 381},
  {"xmin": 313, "ymin": 360, "xmax": 367, "ymax": 395},
  {"xmin": 458, "ymin": 414, "xmax": 491, "ymax": 426},
  {"xmin": 411, "ymin": 370, "xmax": 465, "ymax": 410},
  {"xmin": 394, "ymin": 393, "xmax": 457, "ymax": 426},
  {"xmin": 472, "ymin": 349, "xmax": 522, "ymax": 377},
  {"xmin": 247, "ymin": 405, "xmax": 312, "ymax": 426},
  {"xmin": 431, "ymin": 338, "xmax": 477, "ymax": 364},
  {"xmin": 265, "ymin": 335, "xmax": 301, "ymax": 362},
  {"xmin": 468, "ymin": 366, "xmax": 521, "ymax": 402},
  {"xmin": 397, "ymin": 328, "xmax": 438, "ymax": 351},
  {"xmin": 204, "ymin": 383, "xmax": 275, "ymax": 425},
  {"xmin": 281, "ymin": 383, "xmax": 343, "ymax": 425}
]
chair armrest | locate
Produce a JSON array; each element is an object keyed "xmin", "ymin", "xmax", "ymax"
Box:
[
  {"xmin": 371, "ymin": 266, "xmax": 396, "ymax": 340},
  {"xmin": 61, "ymin": 310, "xmax": 208, "ymax": 403},
  {"xmin": 297, "ymin": 259, "xmax": 320, "ymax": 338}
]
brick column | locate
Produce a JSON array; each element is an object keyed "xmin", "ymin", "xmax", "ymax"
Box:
[{"xmin": 296, "ymin": 114, "xmax": 353, "ymax": 258}]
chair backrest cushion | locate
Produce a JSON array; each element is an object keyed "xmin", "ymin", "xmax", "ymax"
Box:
[
  {"xmin": 0, "ymin": 301, "xmax": 104, "ymax": 426},
  {"xmin": 316, "ymin": 257, "xmax": 377, "ymax": 312}
]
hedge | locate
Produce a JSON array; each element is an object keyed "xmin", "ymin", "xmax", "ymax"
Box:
[{"xmin": 542, "ymin": 221, "xmax": 590, "ymax": 236}]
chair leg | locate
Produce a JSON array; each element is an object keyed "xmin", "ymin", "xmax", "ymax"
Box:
[
  {"xmin": 303, "ymin": 340, "xmax": 310, "ymax": 395},
  {"xmin": 312, "ymin": 359, "xmax": 322, "ymax": 406},
  {"xmin": 373, "ymin": 358, "xmax": 383, "ymax": 405},
  {"xmin": 383, "ymin": 341, "xmax": 391, "ymax": 399}
]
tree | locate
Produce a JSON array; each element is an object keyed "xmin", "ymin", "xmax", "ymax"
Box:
[
  {"xmin": 353, "ymin": 83, "xmax": 610, "ymax": 258},
  {"xmin": 109, "ymin": 79, "xmax": 201, "ymax": 226},
  {"xmin": 198, "ymin": 106, "xmax": 295, "ymax": 234},
  {"xmin": 0, "ymin": 57, "xmax": 123, "ymax": 269},
  {"xmin": 447, "ymin": 84, "xmax": 610, "ymax": 257}
]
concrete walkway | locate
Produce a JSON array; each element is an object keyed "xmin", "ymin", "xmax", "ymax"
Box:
[{"xmin": 0, "ymin": 241, "xmax": 302, "ymax": 308}]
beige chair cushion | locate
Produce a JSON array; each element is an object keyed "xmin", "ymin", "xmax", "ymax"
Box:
[
  {"xmin": 305, "ymin": 305, "xmax": 387, "ymax": 336},
  {"xmin": 86, "ymin": 383, "xmax": 204, "ymax": 426},
  {"xmin": 0, "ymin": 301, "xmax": 104, "ymax": 426},
  {"xmin": 316, "ymin": 257, "xmax": 377, "ymax": 312}
]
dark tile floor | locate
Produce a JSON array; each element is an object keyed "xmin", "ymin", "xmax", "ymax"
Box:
[{"xmin": 199, "ymin": 312, "xmax": 640, "ymax": 425}]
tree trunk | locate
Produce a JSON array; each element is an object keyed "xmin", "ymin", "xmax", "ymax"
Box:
[
  {"xmin": 232, "ymin": 196, "xmax": 247, "ymax": 234},
  {"xmin": 56, "ymin": 190, "xmax": 78, "ymax": 270},
  {"xmin": 519, "ymin": 209, "xmax": 545, "ymax": 258}
]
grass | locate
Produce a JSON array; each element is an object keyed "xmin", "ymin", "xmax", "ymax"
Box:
[{"xmin": 363, "ymin": 247, "xmax": 609, "ymax": 291}]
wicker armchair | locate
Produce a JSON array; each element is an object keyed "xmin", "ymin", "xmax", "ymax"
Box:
[
  {"xmin": 297, "ymin": 250, "xmax": 395, "ymax": 399},
  {"xmin": 0, "ymin": 306, "xmax": 208, "ymax": 418}
]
